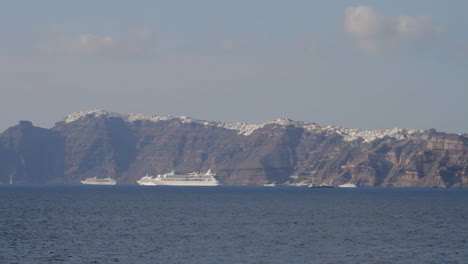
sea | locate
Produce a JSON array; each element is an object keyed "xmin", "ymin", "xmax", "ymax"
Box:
[{"xmin": 0, "ymin": 186, "xmax": 466, "ymax": 264}]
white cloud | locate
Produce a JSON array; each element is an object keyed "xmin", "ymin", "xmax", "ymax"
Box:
[
  {"xmin": 37, "ymin": 34, "xmax": 115, "ymax": 55},
  {"xmin": 396, "ymin": 15, "xmax": 434, "ymax": 37},
  {"xmin": 36, "ymin": 28, "xmax": 154, "ymax": 56},
  {"xmin": 344, "ymin": 6, "xmax": 440, "ymax": 54},
  {"xmin": 345, "ymin": 6, "xmax": 389, "ymax": 39},
  {"xmin": 68, "ymin": 34, "xmax": 114, "ymax": 53}
]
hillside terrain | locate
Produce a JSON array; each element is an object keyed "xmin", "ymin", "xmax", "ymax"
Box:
[{"xmin": 0, "ymin": 110, "xmax": 466, "ymax": 187}]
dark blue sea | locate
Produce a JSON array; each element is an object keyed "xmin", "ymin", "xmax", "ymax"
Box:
[{"xmin": 0, "ymin": 186, "xmax": 466, "ymax": 264}]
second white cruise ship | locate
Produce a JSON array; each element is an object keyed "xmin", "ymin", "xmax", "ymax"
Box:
[
  {"xmin": 137, "ymin": 169, "xmax": 220, "ymax": 186},
  {"xmin": 80, "ymin": 177, "xmax": 117, "ymax": 185}
]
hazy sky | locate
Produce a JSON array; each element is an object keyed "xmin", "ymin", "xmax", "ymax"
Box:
[{"xmin": 1, "ymin": 1, "xmax": 467, "ymax": 133}]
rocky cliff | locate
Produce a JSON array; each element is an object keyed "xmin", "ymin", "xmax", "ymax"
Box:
[
  {"xmin": 0, "ymin": 121, "xmax": 65, "ymax": 184},
  {"xmin": 0, "ymin": 110, "xmax": 466, "ymax": 187}
]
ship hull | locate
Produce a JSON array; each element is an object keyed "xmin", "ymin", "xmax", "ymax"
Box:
[
  {"xmin": 80, "ymin": 181, "xmax": 116, "ymax": 185},
  {"xmin": 137, "ymin": 180, "xmax": 219, "ymax": 186}
]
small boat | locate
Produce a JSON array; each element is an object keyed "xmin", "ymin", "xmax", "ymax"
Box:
[
  {"xmin": 136, "ymin": 174, "xmax": 156, "ymax": 185},
  {"xmin": 308, "ymin": 184, "xmax": 334, "ymax": 188},
  {"xmin": 338, "ymin": 183, "xmax": 357, "ymax": 188},
  {"xmin": 263, "ymin": 182, "xmax": 276, "ymax": 187},
  {"xmin": 309, "ymin": 179, "xmax": 334, "ymax": 188}
]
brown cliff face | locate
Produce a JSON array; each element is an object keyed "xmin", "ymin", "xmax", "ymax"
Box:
[
  {"xmin": 0, "ymin": 114, "xmax": 467, "ymax": 187},
  {"xmin": 52, "ymin": 117, "xmax": 138, "ymax": 183}
]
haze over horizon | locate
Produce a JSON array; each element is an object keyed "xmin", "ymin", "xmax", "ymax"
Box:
[{"xmin": 1, "ymin": 1, "xmax": 467, "ymax": 134}]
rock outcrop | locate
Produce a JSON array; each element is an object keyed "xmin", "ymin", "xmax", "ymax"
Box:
[
  {"xmin": 0, "ymin": 110, "xmax": 466, "ymax": 187},
  {"xmin": 0, "ymin": 121, "xmax": 65, "ymax": 184}
]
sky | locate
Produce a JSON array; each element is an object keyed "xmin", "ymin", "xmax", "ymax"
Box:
[{"xmin": 1, "ymin": 0, "xmax": 467, "ymax": 133}]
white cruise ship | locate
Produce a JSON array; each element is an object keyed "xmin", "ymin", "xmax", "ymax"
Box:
[
  {"xmin": 136, "ymin": 169, "xmax": 220, "ymax": 186},
  {"xmin": 80, "ymin": 177, "xmax": 116, "ymax": 185}
]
